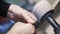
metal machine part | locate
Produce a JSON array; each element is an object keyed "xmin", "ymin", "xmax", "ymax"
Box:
[
  {"xmin": 32, "ymin": 0, "xmax": 60, "ymax": 34},
  {"xmin": 32, "ymin": 0, "xmax": 53, "ymax": 23},
  {"xmin": 32, "ymin": 0, "xmax": 54, "ymax": 29}
]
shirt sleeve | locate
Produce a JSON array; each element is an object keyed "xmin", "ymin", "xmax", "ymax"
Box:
[{"xmin": 0, "ymin": 1, "xmax": 10, "ymax": 17}]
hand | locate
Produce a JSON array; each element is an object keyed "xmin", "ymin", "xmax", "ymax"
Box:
[
  {"xmin": 7, "ymin": 22, "xmax": 35, "ymax": 34},
  {"xmin": 7, "ymin": 4, "xmax": 37, "ymax": 24}
]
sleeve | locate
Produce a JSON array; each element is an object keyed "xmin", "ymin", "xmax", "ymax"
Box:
[{"xmin": 0, "ymin": 1, "xmax": 10, "ymax": 17}]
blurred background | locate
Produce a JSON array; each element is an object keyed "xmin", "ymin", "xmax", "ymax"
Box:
[
  {"xmin": 5, "ymin": 0, "xmax": 59, "ymax": 8},
  {"xmin": 4, "ymin": 0, "xmax": 60, "ymax": 34}
]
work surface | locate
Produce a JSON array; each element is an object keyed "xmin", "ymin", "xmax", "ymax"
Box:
[{"xmin": 36, "ymin": 2, "xmax": 60, "ymax": 34}]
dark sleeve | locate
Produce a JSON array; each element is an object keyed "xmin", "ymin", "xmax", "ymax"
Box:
[{"xmin": 0, "ymin": 1, "xmax": 10, "ymax": 17}]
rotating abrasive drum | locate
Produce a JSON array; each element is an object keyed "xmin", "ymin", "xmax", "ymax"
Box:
[{"xmin": 32, "ymin": 0, "xmax": 54, "ymax": 28}]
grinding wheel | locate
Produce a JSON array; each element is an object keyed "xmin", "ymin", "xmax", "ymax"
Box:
[
  {"xmin": 32, "ymin": 0, "xmax": 54, "ymax": 22},
  {"xmin": 32, "ymin": 0, "xmax": 54, "ymax": 29},
  {"xmin": 32, "ymin": 1, "xmax": 60, "ymax": 34}
]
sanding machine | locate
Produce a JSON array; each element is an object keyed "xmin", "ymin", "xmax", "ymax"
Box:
[{"xmin": 32, "ymin": 0, "xmax": 60, "ymax": 34}]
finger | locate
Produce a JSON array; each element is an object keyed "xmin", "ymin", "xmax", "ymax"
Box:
[
  {"xmin": 21, "ymin": 12, "xmax": 35, "ymax": 24},
  {"xmin": 23, "ymin": 9, "xmax": 37, "ymax": 21},
  {"xmin": 7, "ymin": 12, "xmax": 21, "ymax": 22},
  {"xmin": 25, "ymin": 23, "xmax": 35, "ymax": 34},
  {"xmin": 7, "ymin": 22, "xmax": 35, "ymax": 34},
  {"xmin": 7, "ymin": 11, "xmax": 14, "ymax": 19},
  {"xmin": 7, "ymin": 22, "xmax": 25, "ymax": 34},
  {"xmin": 21, "ymin": 9, "xmax": 37, "ymax": 24}
]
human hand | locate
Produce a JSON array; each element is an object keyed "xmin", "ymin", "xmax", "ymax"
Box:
[
  {"xmin": 7, "ymin": 22, "xmax": 35, "ymax": 34},
  {"xmin": 7, "ymin": 4, "xmax": 37, "ymax": 24}
]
